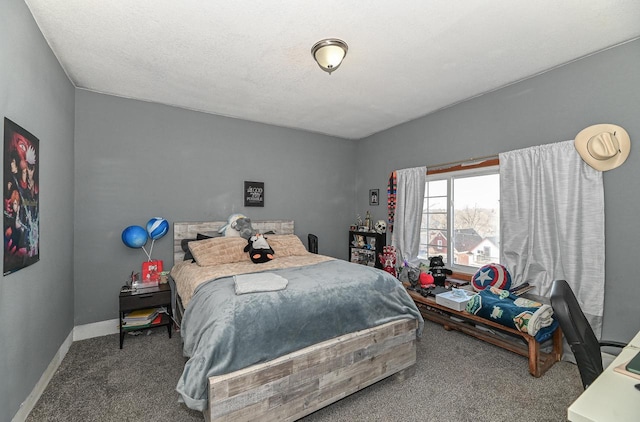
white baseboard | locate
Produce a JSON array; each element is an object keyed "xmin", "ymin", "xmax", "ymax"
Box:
[
  {"xmin": 12, "ymin": 330, "xmax": 74, "ymax": 422},
  {"xmin": 73, "ymin": 318, "xmax": 119, "ymax": 341},
  {"xmin": 12, "ymin": 319, "xmax": 120, "ymax": 422}
]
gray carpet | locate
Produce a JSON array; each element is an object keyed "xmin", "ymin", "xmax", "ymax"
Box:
[{"xmin": 26, "ymin": 321, "xmax": 583, "ymax": 421}]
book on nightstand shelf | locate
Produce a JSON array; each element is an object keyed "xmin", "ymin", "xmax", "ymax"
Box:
[
  {"xmin": 123, "ymin": 314, "xmax": 162, "ymax": 329},
  {"xmin": 124, "ymin": 307, "xmax": 158, "ymax": 320},
  {"xmin": 122, "ymin": 307, "xmax": 162, "ymax": 328}
]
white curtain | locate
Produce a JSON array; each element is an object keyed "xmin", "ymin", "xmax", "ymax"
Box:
[
  {"xmin": 500, "ymin": 140, "xmax": 605, "ymax": 338},
  {"xmin": 391, "ymin": 166, "xmax": 426, "ymax": 264}
]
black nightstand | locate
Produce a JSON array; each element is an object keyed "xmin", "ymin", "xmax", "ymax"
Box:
[{"xmin": 119, "ymin": 283, "xmax": 172, "ymax": 348}]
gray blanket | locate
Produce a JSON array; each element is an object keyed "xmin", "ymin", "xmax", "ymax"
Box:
[{"xmin": 176, "ymin": 259, "xmax": 424, "ymax": 411}]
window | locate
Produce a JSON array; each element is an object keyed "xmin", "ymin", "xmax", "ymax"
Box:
[{"xmin": 419, "ymin": 165, "xmax": 500, "ymax": 274}]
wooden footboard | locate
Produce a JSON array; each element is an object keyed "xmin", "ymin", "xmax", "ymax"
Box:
[{"xmin": 204, "ymin": 318, "xmax": 418, "ymax": 422}]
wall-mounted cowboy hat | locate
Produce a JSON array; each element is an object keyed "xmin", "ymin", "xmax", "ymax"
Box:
[{"xmin": 574, "ymin": 124, "xmax": 630, "ymax": 171}]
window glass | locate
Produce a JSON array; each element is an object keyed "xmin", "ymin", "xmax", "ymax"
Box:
[
  {"xmin": 419, "ymin": 167, "xmax": 500, "ymax": 273},
  {"xmin": 420, "ymin": 180, "xmax": 448, "ymax": 260}
]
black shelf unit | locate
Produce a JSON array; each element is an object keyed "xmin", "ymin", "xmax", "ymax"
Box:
[{"xmin": 348, "ymin": 230, "xmax": 386, "ymax": 269}]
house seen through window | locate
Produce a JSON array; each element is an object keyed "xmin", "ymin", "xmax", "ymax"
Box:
[{"xmin": 419, "ymin": 165, "xmax": 500, "ymax": 274}]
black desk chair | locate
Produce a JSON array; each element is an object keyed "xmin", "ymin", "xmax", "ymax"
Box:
[
  {"xmin": 308, "ymin": 234, "xmax": 318, "ymax": 254},
  {"xmin": 550, "ymin": 279, "xmax": 626, "ymax": 389}
]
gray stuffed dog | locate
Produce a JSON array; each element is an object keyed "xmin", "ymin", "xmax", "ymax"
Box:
[{"xmin": 231, "ymin": 216, "xmax": 257, "ymax": 240}]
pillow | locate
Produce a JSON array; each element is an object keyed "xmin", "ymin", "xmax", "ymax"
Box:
[
  {"xmin": 181, "ymin": 233, "xmax": 219, "ymax": 261},
  {"xmin": 267, "ymin": 235, "xmax": 309, "ymax": 257},
  {"xmin": 197, "ymin": 231, "xmax": 220, "ymax": 240},
  {"xmin": 180, "ymin": 233, "xmax": 217, "ymax": 252},
  {"xmin": 181, "ymin": 238, "xmax": 197, "ymax": 253},
  {"xmin": 181, "ymin": 238, "xmax": 197, "ymax": 261},
  {"xmin": 188, "ymin": 237, "xmax": 250, "ymax": 266}
]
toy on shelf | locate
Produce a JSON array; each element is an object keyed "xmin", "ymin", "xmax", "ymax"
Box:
[
  {"xmin": 374, "ymin": 220, "xmax": 387, "ymax": 234},
  {"xmin": 428, "ymin": 255, "xmax": 453, "ymax": 286},
  {"xmin": 398, "ymin": 260, "xmax": 420, "ymax": 289},
  {"xmin": 378, "ymin": 245, "xmax": 397, "ymax": 277},
  {"xmin": 471, "ymin": 263, "xmax": 512, "ymax": 292},
  {"xmin": 419, "ymin": 272, "xmax": 435, "ymax": 289}
]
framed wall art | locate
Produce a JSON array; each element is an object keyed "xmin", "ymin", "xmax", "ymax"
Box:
[
  {"xmin": 244, "ymin": 181, "xmax": 264, "ymax": 207},
  {"xmin": 369, "ymin": 189, "xmax": 379, "ymax": 206},
  {"xmin": 3, "ymin": 118, "xmax": 40, "ymax": 275}
]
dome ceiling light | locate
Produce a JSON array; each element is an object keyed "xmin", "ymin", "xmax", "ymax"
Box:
[{"xmin": 311, "ymin": 38, "xmax": 348, "ymax": 74}]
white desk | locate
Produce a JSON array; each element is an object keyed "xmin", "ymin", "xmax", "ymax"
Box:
[
  {"xmin": 627, "ymin": 331, "xmax": 640, "ymax": 349},
  {"xmin": 568, "ymin": 344, "xmax": 640, "ymax": 422}
]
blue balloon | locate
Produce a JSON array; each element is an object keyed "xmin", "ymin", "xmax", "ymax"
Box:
[
  {"xmin": 146, "ymin": 217, "xmax": 169, "ymax": 240},
  {"xmin": 121, "ymin": 225, "xmax": 148, "ymax": 248}
]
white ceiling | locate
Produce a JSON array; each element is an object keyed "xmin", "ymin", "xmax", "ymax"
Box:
[{"xmin": 25, "ymin": 0, "xmax": 640, "ymax": 140}]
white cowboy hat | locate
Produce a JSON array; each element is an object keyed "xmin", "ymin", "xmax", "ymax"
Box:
[{"xmin": 574, "ymin": 124, "xmax": 630, "ymax": 171}]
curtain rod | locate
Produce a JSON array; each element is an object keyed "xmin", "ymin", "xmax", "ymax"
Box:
[{"xmin": 427, "ymin": 154, "xmax": 499, "ymax": 171}]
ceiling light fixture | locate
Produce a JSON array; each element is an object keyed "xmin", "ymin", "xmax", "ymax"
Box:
[{"xmin": 311, "ymin": 38, "xmax": 348, "ymax": 75}]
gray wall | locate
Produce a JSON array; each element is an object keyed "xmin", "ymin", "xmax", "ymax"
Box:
[
  {"xmin": 73, "ymin": 90, "xmax": 357, "ymax": 325},
  {"xmin": 356, "ymin": 38, "xmax": 640, "ymax": 343},
  {"xmin": 0, "ymin": 1, "xmax": 76, "ymax": 421}
]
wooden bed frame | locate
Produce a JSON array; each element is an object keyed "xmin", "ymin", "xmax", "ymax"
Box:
[{"xmin": 172, "ymin": 221, "xmax": 419, "ymax": 422}]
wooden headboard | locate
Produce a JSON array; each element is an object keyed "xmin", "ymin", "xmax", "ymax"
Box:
[{"xmin": 173, "ymin": 220, "xmax": 295, "ymax": 265}]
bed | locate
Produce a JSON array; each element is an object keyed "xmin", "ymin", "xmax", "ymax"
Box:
[{"xmin": 171, "ymin": 220, "xmax": 423, "ymax": 421}]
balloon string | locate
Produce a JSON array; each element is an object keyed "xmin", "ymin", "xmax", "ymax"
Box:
[
  {"xmin": 141, "ymin": 245, "xmax": 152, "ymax": 261},
  {"xmin": 148, "ymin": 239, "xmax": 155, "ymax": 261}
]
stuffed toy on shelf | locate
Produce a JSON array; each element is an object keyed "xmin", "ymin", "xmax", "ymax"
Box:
[
  {"xmin": 398, "ymin": 260, "xmax": 420, "ymax": 289},
  {"xmin": 428, "ymin": 255, "xmax": 452, "ymax": 286}
]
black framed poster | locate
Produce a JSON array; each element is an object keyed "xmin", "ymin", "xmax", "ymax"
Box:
[
  {"xmin": 369, "ymin": 189, "xmax": 379, "ymax": 206},
  {"xmin": 3, "ymin": 118, "xmax": 40, "ymax": 275},
  {"xmin": 244, "ymin": 181, "xmax": 264, "ymax": 207}
]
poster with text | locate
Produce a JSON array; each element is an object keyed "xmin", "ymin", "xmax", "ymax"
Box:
[
  {"xmin": 244, "ymin": 181, "xmax": 264, "ymax": 207},
  {"xmin": 3, "ymin": 118, "xmax": 40, "ymax": 275}
]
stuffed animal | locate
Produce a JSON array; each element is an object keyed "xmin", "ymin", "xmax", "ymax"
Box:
[
  {"xmin": 428, "ymin": 255, "xmax": 452, "ymax": 286},
  {"xmin": 244, "ymin": 233, "xmax": 275, "ymax": 263},
  {"xmin": 408, "ymin": 266, "xmax": 421, "ymax": 286},
  {"xmin": 218, "ymin": 214, "xmax": 247, "ymax": 237},
  {"xmin": 419, "ymin": 272, "xmax": 435, "ymax": 288},
  {"xmin": 398, "ymin": 260, "xmax": 421, "ymax": 288},
  {"xmin": 231, "ymin": 216, "xmax": 257, "ymax": 240}
]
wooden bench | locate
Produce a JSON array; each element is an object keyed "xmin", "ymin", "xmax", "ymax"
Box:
[{"xmin": 406, "ymin": 287, "xmax": 562, "ymax": 377}]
